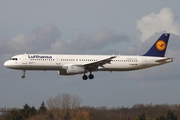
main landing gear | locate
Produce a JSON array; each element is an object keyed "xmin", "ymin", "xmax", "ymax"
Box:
[
  {"xmin": 82, "ymin": 73, "xmax": 94, "ymax": 80},
  {"xmin": 22, "ymin": 70, "xmax": 26, "ymax": 79}
]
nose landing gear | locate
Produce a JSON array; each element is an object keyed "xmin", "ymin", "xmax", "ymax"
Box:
[{"xmin": 22, "ymin": 70, "xmax": 26, "ymax": 79}]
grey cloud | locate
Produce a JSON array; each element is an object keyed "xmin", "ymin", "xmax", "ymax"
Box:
[
  {"xmin": 0, "ymin": 34, "xmax": 30, "ymax": 54},
  {"xmin": 71, "ymin": 29, "xmax": 129, "ymax": 51},
  {"xmin": 45, "ymin": 28, "xmax": 130, "ymax": 54},
  {"xmin": 1, "ymin": 25, "xmax": 61, "ymax": 55},
  {"xmin": 49, "ymin": 28, "xmax": 130, "ymax": 54},
  {"xmin": 30, "ymin": 25, "xmax": 61, "ymax": 51},
  {"xmin": 31, "ymin": 25, "xmax": 60, "ymax": 44},
  {"xmin": 1, "ymin": 25, "xmax": 129, "ymax": 58}
]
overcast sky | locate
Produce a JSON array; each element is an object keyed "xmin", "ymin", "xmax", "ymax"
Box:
[{"xmin": 0, "ymin": 0, "xmax": 180, "ymax": 108}]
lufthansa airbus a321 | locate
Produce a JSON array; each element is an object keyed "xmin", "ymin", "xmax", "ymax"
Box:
[{"xmin": 4, "ymin": 33, "xmax": 173, "ymax": 80}]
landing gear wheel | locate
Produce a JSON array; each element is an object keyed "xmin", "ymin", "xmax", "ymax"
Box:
[
  {"xmin": 89, "ymin": 74, "xmax": 94, "ymax": 80},
  {"xmin": 22, "ymin": 70, "xmax": 26, "ymax": 79},
  {"xmin": 22, "ymin": 75, "xmax": 25, "ymax": 79},
  {"xmin": 82, "ymin": 75, "xmax": 88, "ymax": 80}
]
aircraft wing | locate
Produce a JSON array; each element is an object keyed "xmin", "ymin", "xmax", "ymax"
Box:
[
  {"xmin": 82, "ymin": 56, "xmax": 116, "ymax": 70},
  {"xmin": 155, "ymin": 58, "xmax": 173, "ymax": 62}
]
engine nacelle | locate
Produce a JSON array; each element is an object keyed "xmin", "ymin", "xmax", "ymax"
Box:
[{"xmin": 58, "ymin": 65, "xmax": 85, "ymax": 75}]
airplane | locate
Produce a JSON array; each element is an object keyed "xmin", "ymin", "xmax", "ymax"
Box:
[{"xmin": 4, "ymin": 33, "xmax": 173, "ymax": 80}]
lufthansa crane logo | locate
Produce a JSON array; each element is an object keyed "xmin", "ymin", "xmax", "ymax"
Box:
[{"xmin": 156, "ymin": 40, "xmax": 166, "ymax": 51}]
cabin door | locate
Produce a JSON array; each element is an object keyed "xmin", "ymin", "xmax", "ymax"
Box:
[
  {"xmin": 142, "ymin": 57, "xmax": 146, "ymax": 66},
  {"xmin": 22, "ymin": 55, "xmax": 27, "ymax": 64},
  {"xmin": 56, "ymin": 56, "xmax": 61, "ymax": 65}
]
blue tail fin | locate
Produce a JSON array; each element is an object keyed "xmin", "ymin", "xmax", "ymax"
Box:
[{"xmin": 143, "ymin": 33, "xmax": 170, "ymax": 57}]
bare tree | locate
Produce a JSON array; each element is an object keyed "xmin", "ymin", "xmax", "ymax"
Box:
[{"xmin": 46, "ymin": 93, "xmax": 83, "ymax": 120}]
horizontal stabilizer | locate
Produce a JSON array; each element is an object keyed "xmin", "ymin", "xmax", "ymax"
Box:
[{"xmin": 155, "ymin": 58, "xmax": 173, "ymax": 62}]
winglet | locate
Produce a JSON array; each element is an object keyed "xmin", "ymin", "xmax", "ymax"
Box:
[{"xmin": 143, "ymin": 33, "xmax": 170, "ymax": 57}]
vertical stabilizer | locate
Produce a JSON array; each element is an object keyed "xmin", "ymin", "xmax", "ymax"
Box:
[{"xmin": 143, "ymin": 33, "xmax": 170, "ymax": 57}]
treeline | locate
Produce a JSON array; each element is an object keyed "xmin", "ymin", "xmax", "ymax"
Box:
[{"xmin": 0, "ymin": 93, "xmax": 179, "ymax": 120}]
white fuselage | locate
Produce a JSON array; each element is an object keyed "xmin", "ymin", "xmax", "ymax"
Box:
[
  {"xmin": 4, "ymin": 54, "xmax": 172, "ymax": 73},
  {"xmin": 3, "ymin": 33, "xmax": 173, "ymax": 80}
]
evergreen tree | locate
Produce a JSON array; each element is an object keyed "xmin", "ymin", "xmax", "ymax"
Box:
[
  {"xmin": 166, "ymin": 111, "xmax": 177, "ymax": 120},
  {"xmin": 30, "ymin": 106, "xmax": 37, "ymax": 116},
  {"xmin": 135, "ymin": 113, "xmax": 146, "ymax": 120},
  {"xmin": 156, "ymin": 116, "xmax": 166, "ymax": 120},
  {"xmin": 21, "ymin": 103, "xmax": 31, "ymax": 119},
  {"xmin": 38, "ymin": 101, "xmax": 47, "ymax": 114},
  {"xmin": 20, "ymin": 103, "xmax": 37, "ymax": 119}
]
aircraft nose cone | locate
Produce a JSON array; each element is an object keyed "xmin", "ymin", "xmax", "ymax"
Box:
[{"xmin": 4, "ymin": 61, "xmax": 10, "ymax": 67}]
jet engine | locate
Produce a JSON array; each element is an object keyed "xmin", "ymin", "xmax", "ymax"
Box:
[{"xmin": 58, "ymin": 65, "xmax": 85, "ymax": 75}]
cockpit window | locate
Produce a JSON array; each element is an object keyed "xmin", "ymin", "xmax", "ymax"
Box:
[{"xmin": 10, "ymin": 58, "xmax": 18, "ymax": 60}]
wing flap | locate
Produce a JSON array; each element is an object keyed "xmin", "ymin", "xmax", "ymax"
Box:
[{"xmin": 83, "ymin": 56, "xmax": 116, "ymax": 70}]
